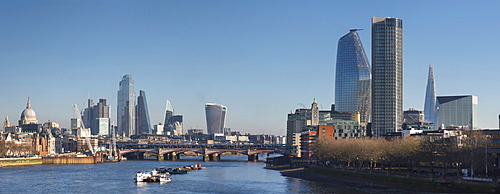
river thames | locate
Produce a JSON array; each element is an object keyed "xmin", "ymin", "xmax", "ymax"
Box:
[{"xmin": 0, "ymin": 155, "xmax": 362, "ymax": 193}]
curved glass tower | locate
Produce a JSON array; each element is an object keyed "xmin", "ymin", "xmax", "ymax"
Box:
[
  {"xmin": 335, "ymin": 29, "xmax": 371, "ymax": 123},
  {"xmin": 205, "ymin": 103, "xmax": 227, "ymax": 134},
  {"xmin": 424, "ymin": 64, "xmax": 437, "ymax": 124},
  {"xmin": 136, "ymin": 90, "xmax": 151, "ymax": 134}
]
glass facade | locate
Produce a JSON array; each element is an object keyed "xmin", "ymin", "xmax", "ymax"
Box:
[
  {"xmin": 335, "ymin": 29, "xmax": 371, "ymax": 123},
  {"xmin": 371, "ymin": 17, "xmax": 403, "ymax": 137},
  {"xmin": 436, "ymin": 95, "xmax": 478, "ymax": 130},
  {"xmin": 136, "ymin": 90, "xmax": 152, "ymax": 134},
  {"xmin": 117, "ymin": 74, "xmax": 136, "ymax": 137},
  {"xmin": 424, "ymin": 64, "xmax": 437, "ymax": 124},
  {"xmin": 205, "ymin": 103, "xmax": 227, "ymax": 134}
]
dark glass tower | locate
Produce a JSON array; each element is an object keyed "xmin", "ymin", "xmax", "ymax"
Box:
[
  {"xmin": 335, "ymin": 29, "xmax": 371, "ymax": 123},
  {"xmin": 205, "ymin": 103, "xmax": 227, "ymax": 134},
  {"xmin": 424, "ymin": 64, "xmax": 437, "ymax": 124},
  {"xmin": 371, "ymin": 17, "xmax": 403, "ymax": 137},
  {"xmin": 136, "ymin": 90, "xmax": 151, "ymax": 134}
]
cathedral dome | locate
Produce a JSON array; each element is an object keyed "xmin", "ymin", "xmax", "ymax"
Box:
[
  {"xmin": 21, "ymin": 108, "xmax": 36, "ymax": 120},
  {"xmin": 19, "ymin": 98, "xmax": 38, "ymax": 125}
]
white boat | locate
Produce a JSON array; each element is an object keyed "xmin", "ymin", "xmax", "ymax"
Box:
[
  {"xmin": 159, "ymin": 174, "xmax": 172, "ymax": 183},
  {"xmin": 135, "ymin": 171, "xmax": 172, "ymax": 183},
  {"xmin": 135, "ymin": 171, "xmax": 152, "ymax": 182}
]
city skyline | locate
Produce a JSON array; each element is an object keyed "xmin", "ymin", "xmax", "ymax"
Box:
[{"xmin": 1, "ymin": 1, "xmax": 500, "ymax": 135}]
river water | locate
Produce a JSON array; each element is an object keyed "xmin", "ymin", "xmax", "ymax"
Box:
[{"xmin": 0, "ymin": 155, "xmax": 362, "ymax": 193}]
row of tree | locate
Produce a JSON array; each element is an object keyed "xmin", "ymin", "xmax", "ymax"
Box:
[
  {"xmin": 313, "ymin": 130, "xmax": 493, "ymax": 176},
  {"xmin": 0, "ymin": 140, "xmax": 34, "ymax": 157}
]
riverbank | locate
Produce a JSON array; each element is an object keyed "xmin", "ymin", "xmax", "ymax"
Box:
[
  {"xmin": 0, "ymin": 157, "xmax": 42, "ymax": 167},
  {"xmin": 279, "ymin": 166, "xmax": 497, "ymax": 193}
]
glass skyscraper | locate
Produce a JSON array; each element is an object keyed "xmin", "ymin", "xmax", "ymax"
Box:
[
  {"xmin": 335, "ymin": 29, "xmax": 371, "ymax": 123},
  {"xmin": 424, "ymin": 64, "xmax": 437, "ymax": 124},
  {"xmin": 136, "ymin": 90, "xmax": 151, "ymax": 134},
  {"xmin": 117, "ymin": 74, "xmax": 136, "ymax": 137},
  {"xmin": 371, "ymin": 17, "xmax": 403, "ymax": 137},
  {"xmin": 205, "ymin": 103, "xmax": 227, "ymax": 134}
]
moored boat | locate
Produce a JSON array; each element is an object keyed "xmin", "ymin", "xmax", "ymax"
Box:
[{"xmin": 135, "ymin": 171, "xmax": 172, "ymax": 183}]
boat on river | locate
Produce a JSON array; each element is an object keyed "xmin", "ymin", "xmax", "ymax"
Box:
[{"xmin": 135, "ymin": 171, "xmax": 172, "ymax": 183}]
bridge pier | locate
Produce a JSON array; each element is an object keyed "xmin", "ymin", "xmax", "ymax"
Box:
[
  {"xmin": 209, "ymin": 153, "xmax": 220, "ymax": 161},
  {"xmin": 248, "ymin": 154, "xmax": 259, "ymax": 162},
  {"xmin": 157, "ymin": 149, "xmax": 164, "ymax": 161},
  {"xmin": 166, "ymin": 152, "xmax": 179, "ymax": 161}
]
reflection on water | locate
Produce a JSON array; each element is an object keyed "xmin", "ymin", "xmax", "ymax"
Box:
[{"xmin": 0, "ymin": 155, "xmax": 357, "ymax": 193}]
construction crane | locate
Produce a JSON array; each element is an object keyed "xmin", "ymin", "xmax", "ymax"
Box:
[{"xmin": 72, "ymin": 104, "xmax": 95, "ymax": 156}]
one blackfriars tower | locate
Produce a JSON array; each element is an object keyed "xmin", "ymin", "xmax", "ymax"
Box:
[
  {"xmin": 371, "ymin": 17, "xmax": 403, "ymax": 137},
  {"xmin": 335, "ymin": 29, "xmax": 371, "ymax": 123}
]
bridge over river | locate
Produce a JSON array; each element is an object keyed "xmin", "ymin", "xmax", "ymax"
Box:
[{"xmin": 105, "ymin": 143, "xmax": 286, "ymax": 161}]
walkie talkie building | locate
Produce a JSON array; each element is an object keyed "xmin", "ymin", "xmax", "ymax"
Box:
[{"xmin": 205, "ymin": 103, "xmax": 227, "ymax": 134}]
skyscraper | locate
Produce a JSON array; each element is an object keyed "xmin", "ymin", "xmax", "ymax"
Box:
[
  {"xmin": 424, "ymin": 64, "xmax": 437, "ymax": 124},
  {"xmin": 205, "ymin": 103, "xmax": 227, "ymax": 134},
  {"xmin": 117, "ymin": 74, "xmax": 136, "ymax": 137},
  {"xmin": 136, "ymin": 90, "xmax": 152, "ymax": 134},
  {"xmin": 371, "ymin": 17, "xmax": 403, "ymax": 137},
  {"xmin": 335, "ymin": 29, "xmax": 371, "ymax": 123},
  {"xmin": 163, "ymin": 100, "xmax": 174, "ymax": 135},
  {"xmin": 83, "ymin": 98, "xmax": 110, "ymax": 136},
  {"xmin": 436, "ymin": 95, "xmax": 478, "ymax": 130}
]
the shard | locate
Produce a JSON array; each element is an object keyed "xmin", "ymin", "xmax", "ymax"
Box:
[{"xmin": 424, "ymin": 64, "xmax": 437, "ymax": 124}]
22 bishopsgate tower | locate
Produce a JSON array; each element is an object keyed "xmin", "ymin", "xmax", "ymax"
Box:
[
  {"xmin": 335, "ymin": 29, "xmax": 371, "ymax": 123},
  {"xmin": 371, "ymin": 17, "xmax": 403, "ymax": 137},
  {"xmin": 117, "ymin": 74, "xmax": 136, "ymax": 137}
]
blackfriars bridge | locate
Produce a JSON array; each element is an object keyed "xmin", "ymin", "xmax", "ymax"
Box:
[{"xmin": 108, "ymin": 144, "xmax": 286, "ymax": 161}]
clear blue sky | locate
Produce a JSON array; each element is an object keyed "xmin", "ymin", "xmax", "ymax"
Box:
[{"xmin": 1, "ymin": 1, "xmax": 499, "ymax": 135}]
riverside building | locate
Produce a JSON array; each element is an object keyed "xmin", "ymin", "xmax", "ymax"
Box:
[
  {"xmin": 436, "ymin": 95, "xmax": 478, "ymax": 130},
  {"xmin": 371, "ymin": 17, "xmax": 403, "ymax": 137},
  {"xmin": 335, "ymin": 29, "xmax": 371, "ymax": 123}
]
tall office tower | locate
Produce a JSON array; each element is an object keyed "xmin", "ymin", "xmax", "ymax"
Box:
[
  {"xmin": 371, "ymin": 17, "xmax": 403, "ymax": 137},
  {"xmin": 82, "ymin": 98, "xmax": 95, "ymax": 132},
  {"xmin": 136, "ymin": 90, "xmax": 152, "ymax": 134},
  {"xmin": 205, "ymin": 103, "xmax": 227, "ymax": 134},
  {"xmin": 117, "ymin": 74, "xmax": 136, "ymax": 137},
  {"xmin": 335, "ymin": 29, "xmax": 371, "ymax": 123},
  {"xmin": 163, "ymin": 100, "xmax": 174, "ymax": 135},
  {"xmin": 424, "ymin": 64, "xmax": 437, "ymax": 124},
  {"xmin": 83, "ymin": 98, "xmax": 110, "ymax": 136},
  {"xmin": 436, "ymin": 95, "xmax": 478, "ymax": 130}
]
